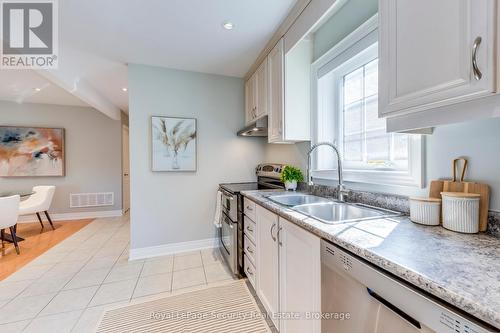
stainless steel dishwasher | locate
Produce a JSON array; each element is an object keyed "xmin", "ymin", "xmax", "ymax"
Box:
[{"xmin": 321, "ymin": 240, "xmax": 497, "ymax": 333}]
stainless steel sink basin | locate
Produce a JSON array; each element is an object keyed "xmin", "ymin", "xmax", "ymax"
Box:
[
  {"xmin": 294, "ymin": 202, "xmax": 401, "ymax": 224},
  {"xmin": 267, "ymin": 194, "xmax": 330, "ymax": 207},
  {"xmin": 267, "ymin": 193, "xmax": 401, "ymax": 224}
]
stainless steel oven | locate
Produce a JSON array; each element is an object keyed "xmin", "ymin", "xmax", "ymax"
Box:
[
  {"xmin": 220, "ymin": 213, "xmax": 236, "ymax": 271},
  {"xmin": 219, "ymin": 189, "xmax": 238, "ymax": 275},
  {"xmin": 221, "ymin": 190, "xmax": 237, "ymax": 221},
  {"xmin": 218, "ymin": 163, "xmax": 285, "ymax": 277}
]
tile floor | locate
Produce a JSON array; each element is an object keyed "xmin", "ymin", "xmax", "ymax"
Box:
[{"xmin": 0, "ymin": 215, "xmax": 236, "ymax": 333}]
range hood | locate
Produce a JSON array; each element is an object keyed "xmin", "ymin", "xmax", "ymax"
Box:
[{"xmin": 237, "ymin": 117, "xmax": 268, "ymax": 137}]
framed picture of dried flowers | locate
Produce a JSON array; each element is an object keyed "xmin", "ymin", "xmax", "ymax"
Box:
[{"xmin": 151, "ymin": 116, "xmax": 197, "ymax": 172}]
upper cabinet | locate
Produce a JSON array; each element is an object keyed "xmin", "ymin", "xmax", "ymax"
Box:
[
  {"xmin": 267, "ymin": 38, "xmax": 312, "ymax": 143},
  {"xmin": 244, "ymin": 76, "xmax": 255, "ymax": 125},
  {"xmin": 244, "ymin": 0, "xmax": 343, "ymax": 142},
  {"xmin": 245, "ymin": 60, "xmax": 268, "ymax": 125},
  {"xmin": 379, "ymin": 0, "xmax": 497, "ymax": 122},
  {"xmin": 268, "ymin": 39, "xmax": 285, "ymax": 143},
  {"xmin": 256, "ymin": 60, "xmax": 268, "ymax": 119}
]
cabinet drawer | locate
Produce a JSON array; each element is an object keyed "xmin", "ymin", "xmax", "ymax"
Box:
[
  {"xmin": 244, "ymin": 216, "xmax": 256, "ymax": 244},
  {"xmin": 244, "ymin": 254, "xmax": 257, "ymax": 288},
  {"xmin": 244, "ymin": 198, "xmax": 256, "ymax": 221},
  {"xmin": 244, "ymin": 234, "xmax": 256, "ymax": 265}
]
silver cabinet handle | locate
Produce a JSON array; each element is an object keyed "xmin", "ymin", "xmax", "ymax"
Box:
[
  {"xmin": 246, "ymin": 205, "xmax": 253, "ymax": 211},
  {"xmin": 270, "ymin": 223, "xmax": 277, "ymax": 241},
  {"xmin": 472, "ymin": 36, "xmax": 482, "ymax": 81},
  {"xmin": 246, "ymin": 267, "xmax": 254, "ymax": 276},
  {"xmin": 277, "ymin": 226, "xmax": 283, "ymax": 246},
  {"xmin": 246, "ymin": 246, "xmax": 254, "ymax": 254},
  {"xmin": 246, "ymin": 226, "xmax": 254, "ymax": 232}
]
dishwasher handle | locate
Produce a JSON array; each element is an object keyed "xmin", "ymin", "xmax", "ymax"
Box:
[{"xmin": 367, "ymin": 288, "xmax": 422, "ymax": 330}]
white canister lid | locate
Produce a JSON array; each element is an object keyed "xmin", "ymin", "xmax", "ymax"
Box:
[{"xmin": 409, "ymin": 197, "xmax": 442, "ymax": 203}]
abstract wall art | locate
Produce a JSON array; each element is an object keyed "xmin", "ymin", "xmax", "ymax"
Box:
[
  {"xmin": 151, "ymin": 116, "xmax": 197, "ymax": 171},
  {"xmin": 0, "ymin": 126, "xmax": 65, "ymax": 177}
]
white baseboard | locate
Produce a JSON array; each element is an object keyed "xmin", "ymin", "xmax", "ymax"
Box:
[
  {"xmin": 129, "ymin": 238, "xmax": 218, "ymax": 261},
  {"xmin": 17, "ymin": 210, "xmax": 123, "ymax": 223}
]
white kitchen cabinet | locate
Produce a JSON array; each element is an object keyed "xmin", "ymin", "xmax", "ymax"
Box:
[
  {"xmin": 267, "ymin": 38, "xmax": 312, "ymax": 143},
  {"xmin": 245, "ymin": 60, "xmax": 268, "ymax": 125},
  {"xmin": 256, "ymin": 60, "xmax": 268, "ymax": 119},
  {"xmin": 268, "ymin": 39, "xmax": 285, "ymax": 143},
  {"xmin": 279, "ymin": 217, "xmax": 321, "ymax": 333},
  {"xmin": 379, "ymin": 0, "xmax": 497, "ymax": 120},
  {"xmin": 245, "ymin": 73, "xmax": 256, "ymax": 125},
  {"xmin": 254, "ymin": 203, "xmax": 321, "ymax": 333},
  {"xmin": 256, "ymin": 205, "xmax": 280, "ymax": 328}
]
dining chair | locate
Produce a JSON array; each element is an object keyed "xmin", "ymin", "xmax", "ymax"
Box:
[
  {"xmin": 18, "ymin": 186, "xmax": 56, "ymax": 230},
  {"xmin": 0, "ymin": 195, "xmax": 21, "ymax": 255}
]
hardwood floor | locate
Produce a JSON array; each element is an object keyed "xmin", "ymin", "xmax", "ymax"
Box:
[{"xmin": 0, "ymin": 219, "xmax": 92, "ymax": 281}]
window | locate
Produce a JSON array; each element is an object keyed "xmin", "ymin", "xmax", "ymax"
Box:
[
  {"xmin": 311, "ymin": 16, "xmax": 423, "ymax": 187},
  {"xmin": 342, "ymin": 58, "xmax": 408, "ymax": 171}
]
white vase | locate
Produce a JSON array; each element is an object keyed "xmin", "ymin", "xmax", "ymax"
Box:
[
  {"xmin": 171, "ymin": 152, "xmax": 180, "ymax": 169},
  {"xmin": 285, "ymin": 180, "xmax": 297, "ymax": 191}
]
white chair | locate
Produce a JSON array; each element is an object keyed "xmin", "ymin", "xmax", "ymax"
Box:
[
  {"xmin": 0, "ymin": 195, "xmax": 21, "ymax": 254},
  {"xmin": 18, "ymin": 186, "xmax": 56, "ymax": 230}
]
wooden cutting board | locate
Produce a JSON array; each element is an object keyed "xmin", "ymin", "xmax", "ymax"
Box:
[{"xmin": 429, "ymin": 158, "xmax": 490, "ymax": 232}]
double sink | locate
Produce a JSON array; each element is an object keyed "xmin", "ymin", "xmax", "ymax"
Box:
[{"xmin": 267, "ymin": 193, "xmax": 401, "ymax": 224}]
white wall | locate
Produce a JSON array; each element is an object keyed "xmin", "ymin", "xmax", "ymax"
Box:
[
  {"xmin": 263, "ymin": 142, "xmax": 309, "ymax": 172},
  {"xmin": 128, "ymin": 64, "xmax": 267, "ymax": 250},
  {"xmin": 0, "ymin": 101, "xmax": 123, "ymax": 214}
]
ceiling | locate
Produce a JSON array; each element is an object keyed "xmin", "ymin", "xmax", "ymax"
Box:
[
  {"xmin": 0, "ymin": 71, "xmax": 87, "ymax": 106},
  {"xmin": 0, "ymin": 0, "xmax": 297, "ymax": 118}
]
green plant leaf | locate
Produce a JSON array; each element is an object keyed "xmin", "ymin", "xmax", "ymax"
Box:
[{"xmin": 280, "ymin": 165, "xmax": 304, "ymax": 183}]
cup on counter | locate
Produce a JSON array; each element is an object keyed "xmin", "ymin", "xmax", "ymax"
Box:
[
  {"xmin": 409, "ymin": 197, "xmax": 441, "ymax": 226},
  {"xmin": 441, "ymin": 192, "xmax": 480, "ymax": 234}
]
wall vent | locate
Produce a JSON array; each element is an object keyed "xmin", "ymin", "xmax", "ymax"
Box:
[{"xmin": 70, "ymin": 192, "xmax": 114, "ymax": 208}]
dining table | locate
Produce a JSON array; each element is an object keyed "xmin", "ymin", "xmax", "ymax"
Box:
[{"xmin": 0, "ymin": 191, "xmax": 34, "ymax": 243}]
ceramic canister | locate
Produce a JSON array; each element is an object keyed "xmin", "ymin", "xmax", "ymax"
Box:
[{"xmin": 441, "ymin": 192, "xmax": 480, "ymax": 233}]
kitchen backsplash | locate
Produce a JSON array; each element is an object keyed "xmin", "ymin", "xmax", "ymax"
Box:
[
  {"xmin": 298, "ymin": 183, "xmax": 500, "ymax": 238},
  {"xmin": 488, "ymin": 211, "xmax": 500, "ymax": 238}
]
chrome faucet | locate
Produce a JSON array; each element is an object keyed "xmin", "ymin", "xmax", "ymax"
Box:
[{"xmin": 307, "ymin": 142, "xmax": 348, "ymax": 202}]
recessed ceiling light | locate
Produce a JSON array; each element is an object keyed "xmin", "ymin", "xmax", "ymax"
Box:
[
  {"xmin": 122, "ymin": 87, "xmax": 128, "ymax": 92},
  {"xmin": 222, "ymin": 21, "xmax": 234, "ymax": 30},
  {"xmin": 34, "ymin": 88, "xmax": 41, "ymax": 92}
]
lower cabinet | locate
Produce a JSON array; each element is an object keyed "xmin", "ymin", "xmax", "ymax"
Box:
[
  {"xmin": 256, "ymin": 205, "xmax": 280, "ymax": 328},
  {"xmin": 255, "ymin": 204, "xmax": 321, "ymax": 333},
  {"xmin": 279, "ymin": 217, "xmax": 321, "ymax": 333}
]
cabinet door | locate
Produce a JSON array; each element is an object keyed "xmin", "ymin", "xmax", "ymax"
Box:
[
  {"xmin": 268, "ymin": 39, "xmax": 284, "ymax": 143},
  {"xmin": 245, "ymin": 75, "xmax": 257, "ymax": 124},
  {"xmin": 256, "ymin": 205, "xmax": 279, "ymax": 328},
  {"xmin": 379, "ymin": 0, "xmax": 495, "ymax": 117},
  {"xmin": 244, "ymin": 78, "xmax": 252, "ymax": 125},
  {"xmin": 256, "ymin": 59, "xmax": 268, "ymax": 118},
  {"xmin": 279, "ymin": 218, "xmax": 321, "ymax": 333}
]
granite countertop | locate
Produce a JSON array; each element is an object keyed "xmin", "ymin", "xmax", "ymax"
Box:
[{"xmin": 241, "ymin": 189, "xmax": 500, "ymax": 330}]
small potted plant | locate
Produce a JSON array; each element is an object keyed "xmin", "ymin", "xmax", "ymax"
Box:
[{"xmin": 280, "ymin": 165, "xmax": 304, "ymax": 191}]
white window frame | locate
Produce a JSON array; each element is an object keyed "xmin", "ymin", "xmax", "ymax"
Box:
[{"xmin": 310, "ymin": 14, "xmax": 424, "ymax": 188}]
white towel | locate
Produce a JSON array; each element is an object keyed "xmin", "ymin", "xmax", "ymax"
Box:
[{"xmin": 213, "ymin": 190, "xmax": 223, "ymax": 228}]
